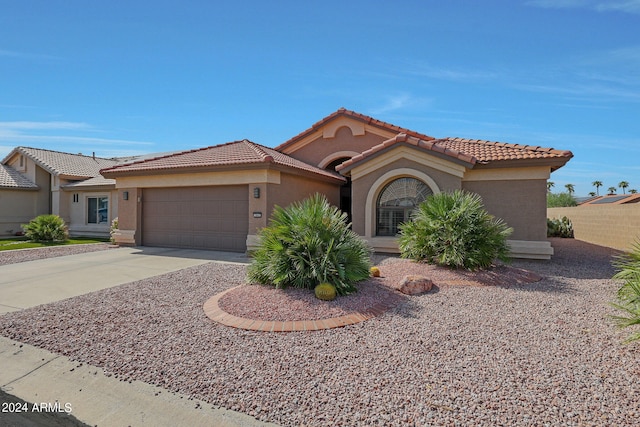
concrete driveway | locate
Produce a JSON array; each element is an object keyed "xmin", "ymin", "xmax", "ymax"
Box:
[{"xmin": 0, "ymin": 246, "xmax": 250, "ymax": 313}]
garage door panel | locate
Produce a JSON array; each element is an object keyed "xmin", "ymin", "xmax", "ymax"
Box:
[{"xmin": 142, "ymin": 186, "xmax": 248, "ymax": 251}]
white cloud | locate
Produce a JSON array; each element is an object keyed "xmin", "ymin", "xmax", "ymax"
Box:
[
  {"xmin": 526, "ymin": 0, "xmax": 640, "ymax": 14},
  {"xmin": 368, "ymin": 94, "xmax": 433, "ymax": 116},
  {"xmin": 0, "ymin": 121, "xmax": 154, "ymax": 156}
]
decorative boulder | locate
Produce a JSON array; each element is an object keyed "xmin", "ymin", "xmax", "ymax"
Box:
[{"xmin": 398, "ymin": 275, "xmax": 433, "ymax": 295}]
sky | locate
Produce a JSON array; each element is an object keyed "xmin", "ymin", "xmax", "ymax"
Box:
[{"xmin": 1, "ymin": 0, "xmax": 638, "ymax": 197}]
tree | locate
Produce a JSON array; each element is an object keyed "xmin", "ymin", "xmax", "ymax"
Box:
[
  {"xmin": 592, "ymin": 180, "xmax": 603, "ymax": 196},
  {"xmin": 589, "ymin": 192, "xmax": 596, "ymax": 197},
  {"xmin": 619, "ymin": 181, "xmax": 630, "ymax": 194},
  {"xmin": 564, "ymin": 183, "xmax": 575, "ymax": 195},
  {"xmin": 547, "ymin": 181, "xmax": 555, "ymax": 193},
  {"xmin": 608, "ymin": 186, "xmax": 617, "ymax": 195},
  {"xmin": 631, "ymin": 189, "xmax": 638, "ymax": 194}
]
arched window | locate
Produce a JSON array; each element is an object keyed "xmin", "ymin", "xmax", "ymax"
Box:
[{"xmin": 376, "ymin": 177, "xmax": 432, "ymax": 236}]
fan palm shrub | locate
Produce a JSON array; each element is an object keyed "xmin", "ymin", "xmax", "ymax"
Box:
[
  {"xmin": 611, "ymin": 241, "xmax": 640, "ymax": 343},
  {"xmin": 247, "ymin": 194, "xmax": 372, "ymax": 295},
  {"xmin": 22, "ymin": 214, "xmax": 68, "ymax": 242},
  {"xmin": 398, "ymin": 190, "xmax": 512, "ymax": 270}
]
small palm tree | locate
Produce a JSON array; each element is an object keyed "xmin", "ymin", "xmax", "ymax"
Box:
[
  {"xmin": 631, "ymin": 189, "xmax": 638, "ymax": 194},
  {"xmin": 619, "ymin": 181, "xmax": 630, "ymax": 194},
  {"xmin": 588, "ymin": 192, "xmax": 596, "ymax": 197},
  {"xmin": 608, "ymin": 187, "xmax": 617, "ymax": 195},
  {"xmin": 592, "ymin": 180, "xmax": 603, "ymax": 196},
  {"xmin": 398, "ymin": 190, "xmax": 513, "ymax": 270},
  {"xmin": 247, "ymin": 194, "xmax": 372, "ymax": 295},
  {"xmin": 611, "ymin": 241, "xmax": 640, "ymax": 343},
  {"xmin": 547, "ymin": 181, "xmax": 555, "ymax": 193},
  {"xmin": 564, "ymin": 183, "xmax": 575, "ymax": 195}
]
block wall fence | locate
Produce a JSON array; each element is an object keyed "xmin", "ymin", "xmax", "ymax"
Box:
[{"xmin": 548, "ymin": 205, "xmax": 640, "ymax": 252}]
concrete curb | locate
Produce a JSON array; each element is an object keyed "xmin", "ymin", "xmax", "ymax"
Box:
[{"xmin": 0, "ymin": 336, "xmax": 278, "ymax": 427}]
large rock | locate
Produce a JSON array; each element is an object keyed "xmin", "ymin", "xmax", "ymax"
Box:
[{"xmin": 398, "ymin": 275, "xmax": 433, "ymax": 295}]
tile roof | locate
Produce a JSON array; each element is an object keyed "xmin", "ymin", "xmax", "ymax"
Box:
[
  {"xmin": 62, "ymin": 175, "xmax": 116, "ymax": 188},
  {"xmin": 0, "ymin": 164, "xmax": 38, "ymax": 189},
  {"xmin": 276, "ymin": 107, "xmax": 436, "ymax": 152},
  {"xmin": 438, "ymin": 137, "xmax": 573, "ymax": 163},
  {"xmin": 101, "ymin": 140, "xmax": 346, "ymax": 182},
  {"xmin": 5, "ymin": 147, "xmax": 120, "ymax": 178},
  {"xmin": 336, "ymin": 134, "xmax": 573, "ymax": 172}
]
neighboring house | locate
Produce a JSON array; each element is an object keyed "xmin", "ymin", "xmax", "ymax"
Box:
[
  {"xmin": 102, "ymin": 108, "xmax": 573, "ymax": 259},
  {"xmin": 1, "ymin": 147, "xmax": 120, "ymax": 237},
  {"xmin": 578, "ymin": 194, "xmax": 640, "ymax": 205}
]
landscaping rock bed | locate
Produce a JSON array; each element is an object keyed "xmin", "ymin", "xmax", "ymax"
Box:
[
  {"xmin": 0, "ymin": 238, "xmax": 638, "ymax": 426},
  {"xmin": 0, "ymin": 243, "xmax": 112, "ymax": 266}
]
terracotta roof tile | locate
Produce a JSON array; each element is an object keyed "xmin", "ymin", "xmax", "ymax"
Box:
[
  {"xmin": 439, "ymin": 137, "xmax": 573, "ymax": 163},
  {"xmin": 276, "ymin": 107, "xmax": 436, "ymax": 151},
  {"xmin": 101, "ymin": 140, "xmax": 345, "ymax": 182},
  {"xmin": 0, "ymin": 165, "xmax": 38, "ymax": 189},
  {"xmin": 336, "ymin": 134, "xmax": 573, "ymax": 172}
]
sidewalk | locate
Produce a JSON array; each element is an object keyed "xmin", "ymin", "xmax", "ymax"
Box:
[{"xmin": 0, "ymin": 336, "xmax": 277, "ymax": 427}]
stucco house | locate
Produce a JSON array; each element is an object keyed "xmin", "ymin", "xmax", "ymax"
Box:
[
  {"xmin": 102, "ymin": 108, "xmax": 573, "ymax": 259},
  {"xmin": 0, "ymin": 147, "xmax": 121, "ymax": 237}
]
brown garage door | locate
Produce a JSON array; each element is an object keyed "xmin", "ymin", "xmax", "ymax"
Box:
[{"xmin": 142, "ymin": 186, "xmax": 248, "ymax": 252}]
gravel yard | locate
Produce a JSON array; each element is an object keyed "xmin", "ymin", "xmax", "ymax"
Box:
[{"xmin": 1, "ymin": 238, "xmax": 638, "ymax": 426}]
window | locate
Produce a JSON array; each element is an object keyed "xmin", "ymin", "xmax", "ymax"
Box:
[
  {"xmin": 87, "ymin": 196, "xmax": 109, "ymax": 224},
  {"xmin": 376, "ymin": 177, "xmax": 432, "ymax": 236}
]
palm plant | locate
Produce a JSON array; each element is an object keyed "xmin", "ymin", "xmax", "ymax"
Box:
[
  {"xmin": 22, "ymin": 214, "xmax": 68, "ymax": 242},
  {"xmin": 247, "ymin": 193, "xmax": 372, "ymax": 295},
  {"xmin": 398, "ymin": 190, "xmax": 513, "ymax": 270},
  {"xmin": 608, "ymin": 186, "xmax": 617, "ymax": 195},
  {"xmin": 619, "ymin": 181, "xmax": 630, "ymax": 194},
  {"xmin": 592, "ymin": 180, "xmax": 603, "ymax": 196},
  {"xmin": 564, "ymin": 183, "xmax": 575, "ymax": 195},
  {"xmin": 547, "ymin": 181, "xmax": 555, "ymax": 193},
  {"xmin": 611, "ymin": 241, "xmax": 640, "ymax": 343}
]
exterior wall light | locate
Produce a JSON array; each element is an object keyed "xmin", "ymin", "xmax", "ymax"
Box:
[{"xmin": 253, "ymin": 187, "xmax": 260, "ymax": 198}]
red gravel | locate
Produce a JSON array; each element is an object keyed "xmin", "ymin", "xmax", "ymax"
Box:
[{"xmin": 218, "ymin": 261, "xmax": 541, "ymax": 322}]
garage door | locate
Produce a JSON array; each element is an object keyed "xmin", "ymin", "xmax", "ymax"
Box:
[{"xmin": 142, "ymin": 186, "xmax": 248, "ymax": 251}]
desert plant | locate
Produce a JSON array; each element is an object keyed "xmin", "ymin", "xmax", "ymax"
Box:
[
  {"xmin": 22, "ymin": 214, "xmax": 68, "ymax": 242},
  {"xmin": 611, "ymin": 241, "xmax": 640, "ymax": 343},
  {"xmin": 370, "ymin": 266, "xmax": 381, "ymax": 277},
  {"xmin": 314, "ymin": 283, "xmax": 337, "ymax": 301},
  {"xmin": 247, "ymin": 194, "xmax": 372, "ymax": 295},
  {"xmin": 547, "ymin": 192, "xmax": 577, "ymax": 208},
  {"xmin": 547, "ymin": 216, "xmax": 574, "ymax": 238},
  {"xmin": 398, "ymin": 190, "xmax": 513, "ymax": 270},
  {"xmin": 110, "ymin": 217, "xmax": 119, "ymax": 244}
]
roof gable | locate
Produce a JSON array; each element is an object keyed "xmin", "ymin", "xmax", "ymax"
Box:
[
  {"xmin": 101, "ymin": 140, "xmax": 345, "ymax": 182},
  {"xmin": 276, "ymin": 108, "xmax": 436, "ymax": 154},
  {"xmin": 3, "ymin": 147, "xmax": 120, "ymax": 179}
]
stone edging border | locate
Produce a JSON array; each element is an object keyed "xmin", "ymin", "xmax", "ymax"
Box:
[{"xmin": 203, "ymin": 286, "xmax": 406, "ymax": 332}]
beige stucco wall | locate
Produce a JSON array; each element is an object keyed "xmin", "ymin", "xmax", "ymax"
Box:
[
  {"xmin": 548, "ymin": 205, "xmax": 640, "ymax": 251},
  {"xmin": 287, "ymin": 126, "xmax": 388, "ymax": 167},
  {"xmin": 463, "ymin": 179, "xmax": 548, "ymax": 241},
  {"xmin": 65, "ymin": 189, "xmax": 118, "ymax": 237},
  {"xmin": 0, "ymin": 190, "xmax": 39, "ymax": 236},
  {"xmin": 265, "ymin": 172, "xmax": 341, "ymax": 224}
]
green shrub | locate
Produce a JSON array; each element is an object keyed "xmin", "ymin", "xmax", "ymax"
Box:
[
  {"xmin": 547, "ymin": 192, "xmax": 577, "ymax": 208},
  {"xmin": 247, "ymin": 194, "xmax": 372, "ymax": 295},
  {"xmin": 611, "ymin": 241, "xmax": 640, "ymax": 343},
  {"xmin": 22, "ymin": 214, "xmax": 68, "ymax": 242},
  {"xmin": 398, "ymin": 190, "xmax": 513, "ymax": 270},
  {"xmin": 547, "ymin": 216, "xmax": 574, "ymax": 238}
]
